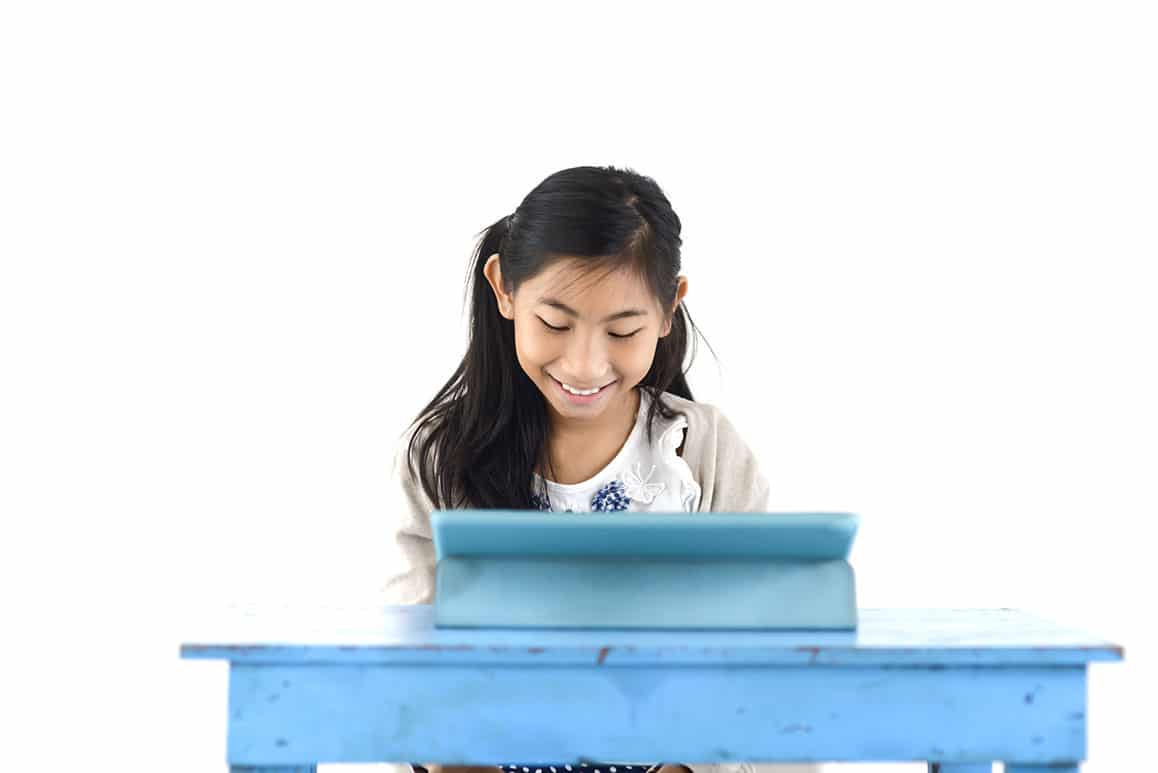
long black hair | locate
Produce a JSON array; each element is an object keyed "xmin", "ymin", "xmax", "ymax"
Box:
[{"xmin": 403, "ymin": 165, "xmax": 715, "ymax": 510}]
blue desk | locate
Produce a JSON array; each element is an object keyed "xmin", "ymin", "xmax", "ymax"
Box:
[{"xmin": 179, "ymin": 605, "xmax": 1123, "ymax": 773}]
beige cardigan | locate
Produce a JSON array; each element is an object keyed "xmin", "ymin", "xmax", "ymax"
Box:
[{"xmin": 381, "ymin": 390, "xmax": 821, "ymax": 773}]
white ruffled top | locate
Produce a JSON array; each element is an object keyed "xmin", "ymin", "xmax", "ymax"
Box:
[{"xmin": 530, "ymin": 388, "xmax": 702, "ymax": 513}]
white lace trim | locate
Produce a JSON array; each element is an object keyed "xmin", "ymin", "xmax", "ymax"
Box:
[{"xmin": 659, "ymin": 416, "xmax": 702, "ymax": 511}]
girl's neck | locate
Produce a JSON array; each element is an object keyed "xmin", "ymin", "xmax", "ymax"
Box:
[{"xmin": 539, "ymin": 387, "xmax": 641, "ymax": 484}]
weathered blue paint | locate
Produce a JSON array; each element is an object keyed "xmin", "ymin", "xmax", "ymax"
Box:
[
  {"xmin": 180, "ymin": 606, "xmax": 1124, "ymax": 666},
  {"xmin": 226, "ymin": 662, "xmax": 1086, "ymax": 764},
  {"xmin": 179, "ymin": 606, "xmax": 1123, "ymax": 769}
]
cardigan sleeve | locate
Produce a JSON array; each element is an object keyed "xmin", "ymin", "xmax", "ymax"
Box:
[
  {"xmin": 381, "ymin": 424, "xmax": 438, "ymax": 606},
  {"xmin": 702, "ymin": 406, "xmax": 772, "ymax": 513}
]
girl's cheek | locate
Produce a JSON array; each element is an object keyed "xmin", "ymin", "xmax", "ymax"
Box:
[
  {"xmin": 627, "ymin": 338, "xmax": 660, "ymax": 370},
  {"xmin": 517, "ymin": 324, "xmax": 557, "ymax": 362},
  {"xmin": 521, "ymin": 327, "xmax": 548, "ymax": 354}
]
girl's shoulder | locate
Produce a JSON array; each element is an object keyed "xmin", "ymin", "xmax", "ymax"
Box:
[
  {"xmin": 651, "ymin": 389, "xmax": 724, "ymax": 439},
  {"xmin": 652, "ymin": 390, "xmax": 755, "ymax": 467},
  {"xmin": 655, "ymin": 390, "xmax": 769, "ymax": 512}
]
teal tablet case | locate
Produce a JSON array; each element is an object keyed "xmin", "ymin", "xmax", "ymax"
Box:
[{"xmin": 430, "ymin": 511, "xmax": 860, "ymax": 630}]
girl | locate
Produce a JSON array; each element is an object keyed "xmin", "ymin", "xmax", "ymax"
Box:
[{"xmin": 384, "ymin": 166, "xmax": 812, "ymax": 773}]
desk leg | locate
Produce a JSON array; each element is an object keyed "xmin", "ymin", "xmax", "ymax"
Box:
[{"xmin": 229, "ymin": 766, "xmax": 317, "ymax": 772}]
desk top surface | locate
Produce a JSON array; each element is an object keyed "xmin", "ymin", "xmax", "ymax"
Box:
[{"xmin": 179, "ymin": 605, "xmax": 1123, "ymax": 666}]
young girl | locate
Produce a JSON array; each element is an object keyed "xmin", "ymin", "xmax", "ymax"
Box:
[{"xmin": 384, "ymin": 166, "xmax": 811, "ymax": 773}]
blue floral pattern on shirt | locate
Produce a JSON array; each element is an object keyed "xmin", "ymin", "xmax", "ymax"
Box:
[{"xmin": 531, "ymin": 478, "xmax": 631, "ymax": 513}]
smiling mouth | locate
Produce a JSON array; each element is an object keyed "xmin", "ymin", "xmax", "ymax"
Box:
[{"xmin": 550, "ymin": 375, "xmax": 615, "ymax": 392}]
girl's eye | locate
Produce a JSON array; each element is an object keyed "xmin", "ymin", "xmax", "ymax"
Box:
[{"xmin": 538, "ymin": 318, "xmax": 641, "ymax": 339}]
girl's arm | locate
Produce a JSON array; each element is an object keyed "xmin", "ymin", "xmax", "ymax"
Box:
[
  {"xmin": 697, "ymin": 406, "xmax": 772, "ymax": 513},
  {"xmin": 383, "ymin": 426, "xmax": 438, "ymax": 605}
]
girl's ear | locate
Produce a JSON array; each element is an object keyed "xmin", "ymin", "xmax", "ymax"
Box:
[
  {"xmin": 483, "ymin": 253, "xmax": 515, "ymax": 320},
  {"xmin": 661, "ymin": 313, "xmax": 673, "ymax": 337},
  {"xmin": 660, "ymin": 276, "xmax": 690, "ymax": 337}
]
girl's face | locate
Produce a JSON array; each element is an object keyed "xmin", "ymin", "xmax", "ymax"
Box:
[{"xmin": 483, "ymin": 254, "xmax": 688, "ymax": 428}]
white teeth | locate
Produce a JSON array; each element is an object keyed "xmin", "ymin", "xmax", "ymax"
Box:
[{"xmin": 561, "ymin": 381, "xmax": 601, "ymax": 395}]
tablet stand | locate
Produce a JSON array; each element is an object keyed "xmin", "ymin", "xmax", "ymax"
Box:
[
  {"xmin": 429, "ymin": 511, "xmax": 860, "ymax": 630},
  {"xmin": 434, "ymin": 555, "xmax": 857, "ymax": 629}
]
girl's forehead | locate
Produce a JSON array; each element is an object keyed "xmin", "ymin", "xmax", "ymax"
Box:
[{"xmin": 523, "ymin": 258, "xmax": 654, "ymax": 308}]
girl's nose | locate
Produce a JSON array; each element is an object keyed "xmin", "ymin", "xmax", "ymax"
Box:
[{"xmin": 561, "ymin": 336, "xmax": 610, "ymax": 383}]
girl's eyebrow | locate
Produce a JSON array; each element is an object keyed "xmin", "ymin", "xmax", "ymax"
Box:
[{"xmin": 537, "ymin": 297, "xmax": 649, "ymax": 323}]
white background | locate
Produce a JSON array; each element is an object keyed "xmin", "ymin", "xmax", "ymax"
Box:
[{"xmin": 1, "ymin": 2, "xmax": 1153, "ymax": 772}]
